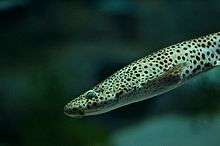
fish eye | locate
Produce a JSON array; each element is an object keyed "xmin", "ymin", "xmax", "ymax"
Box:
[{"xmin": 85, "ymin": 90, "xmax": 97, "ymax": 99}]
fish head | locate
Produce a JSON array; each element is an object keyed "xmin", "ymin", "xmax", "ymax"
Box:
[{"xmin": 64, "ymin": 87, "xmax": 119, "ymax": 118}]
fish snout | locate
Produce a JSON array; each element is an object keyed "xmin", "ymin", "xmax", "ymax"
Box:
[{"xmin": 64, "ymin": 104, "xmax": 85, "ymax": 118}]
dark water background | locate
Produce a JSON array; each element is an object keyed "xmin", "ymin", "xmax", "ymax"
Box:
[{"xmin": 1, "ymin": 0, "xmax": 220, "ymax": 146}]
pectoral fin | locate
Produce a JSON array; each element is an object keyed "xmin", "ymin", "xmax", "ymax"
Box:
[
  {"xmin": 160, "ymin": 63, "xmax": 186, "ymax": 85},
  {"xmin": 143, "ymin": 63, "xmax": 187, "ymax": 91}
]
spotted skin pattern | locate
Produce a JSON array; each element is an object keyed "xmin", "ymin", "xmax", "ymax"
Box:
[{"xmin": 64, "ymin": 32, "xmax": 220, "ymax": 118}]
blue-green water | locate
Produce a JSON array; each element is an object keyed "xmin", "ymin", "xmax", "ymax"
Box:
[{"xmin": 113, "ymin": 114, "xmax": 220, "ymax": 146}]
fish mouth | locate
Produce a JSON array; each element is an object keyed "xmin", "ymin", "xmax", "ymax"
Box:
[
  {"xmin": 64, "ymin": 105, "xmax": 107, "ymax": 118},
  {"xmin": 64, "ymin": 99, "xmax": 119, "ymax": 118},
  {"xmin": 64, "ymin": 105, "xmax": 85, "ymax": 118}
]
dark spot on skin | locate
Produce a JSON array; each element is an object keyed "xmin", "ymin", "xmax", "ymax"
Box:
[
  {"xmin": 196, "ymin": 56, "xmax": 200, "ymax": 61},
  {"xmin": 197, "ymin": 65, "xmax": 201, "ymax": 70},
  {"xmin": 182, "ymin": 74, "xmax": 186, "ymax": 77},
  {"xmin": 202, "ymin": 53, "xmax": 206, "ymax": 59},
  {"xmin": 193, "ymin": 60, "xmax": 197, "ymax": 64},
  {"xmin": 190, "ymin": 55, "xmax": 195, "ymax": 58},
  {"xmin": 132, "ymin": 66, "xmax": 137, "ymax": 70},
  {"xmin": 216, "ymin": 49, "xmax": 220, "ymax": 55},
  {"xmin": 136, "ymin": 74, "xmax": 140, "ymax": 77},
  {"xmin": 159, "ymin": 61, "xmax": 164, "ymax": 65},
  {"xmin": 207, "ymin": 51, "xmax": 210, "ymax": 56}
]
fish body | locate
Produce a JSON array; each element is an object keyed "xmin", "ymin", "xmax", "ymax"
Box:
[{"xmin": 64, "ymin": 32, "xmax": 220, "ymax": 118}]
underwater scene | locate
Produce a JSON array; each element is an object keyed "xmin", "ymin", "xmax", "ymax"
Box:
[{"xmin": 1, "ymin": 0, "xmax": 220, "ymax": 146}]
